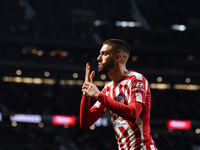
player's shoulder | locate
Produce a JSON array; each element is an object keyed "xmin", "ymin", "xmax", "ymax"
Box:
[
  {"xmin": 104, "ymin": 80, "xmax": 113, "ymax": 88},
  {"xmin": 126, "ymin": 70, "xmax": 145, "ymax": 80}
]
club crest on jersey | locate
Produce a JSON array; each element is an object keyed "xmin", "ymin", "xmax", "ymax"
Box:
[{"xmin": 117, "ymin": 94, "xmax": 124, "ymax": 102}]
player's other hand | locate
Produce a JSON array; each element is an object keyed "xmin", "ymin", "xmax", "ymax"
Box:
[{"xmin": 82, "ymin": 82, "xmax": 100, "ymax": 99}]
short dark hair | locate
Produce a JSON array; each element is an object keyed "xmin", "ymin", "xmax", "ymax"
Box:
[{"xmin": 103, "ymin": 39, "xmax": 130, "ymax": 62}]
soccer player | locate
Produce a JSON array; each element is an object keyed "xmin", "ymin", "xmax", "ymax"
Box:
[{"xmin": 80, "ymin": 39, "xmax": 157, "ymax": 150}]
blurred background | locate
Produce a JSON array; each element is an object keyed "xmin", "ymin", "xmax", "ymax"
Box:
[{"xmin": 0, "ymin": 0, "xmax": 200, "ymax": 149}]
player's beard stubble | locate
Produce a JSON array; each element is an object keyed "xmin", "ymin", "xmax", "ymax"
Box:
[{"xmin": 98, "ymin": 58, "xmax": 114, "ymax": 74}]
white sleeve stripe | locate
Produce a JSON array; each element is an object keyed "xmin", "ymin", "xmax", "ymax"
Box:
[
  {"xmin": 94, "ymin": 101, "xmax": 101, "ymax": 108},
  {"xmin": 150, "ymin": 145, "xmax": 156, "ymax": 150},
  {"xmin": 145, "ymin": 79, "xmax": 148, "ymax": 92},
  {"xmin": 135, "ymin": 93, "xmax": 142, "ymax": 103}
]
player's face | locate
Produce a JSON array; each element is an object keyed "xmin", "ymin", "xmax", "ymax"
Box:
[{"xmin": 97, "ymin": 44, "xmax": 116, "ymax": 74}]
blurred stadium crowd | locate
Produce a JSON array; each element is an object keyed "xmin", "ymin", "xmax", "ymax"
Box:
[
  {"xmin": 0, "ymin": 0, "xmax": 200, "ymax": 150},
  {"xmin": 1, "ymin": 0, "xmax": 200, "ymax": 47}
]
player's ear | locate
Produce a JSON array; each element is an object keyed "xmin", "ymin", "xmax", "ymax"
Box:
[{"xmin": 116, "ymin": 53, "xmax": 122, "ymax": 61}]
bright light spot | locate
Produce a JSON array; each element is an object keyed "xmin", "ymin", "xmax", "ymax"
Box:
[
  {"xmin": 116, "ymin": 21, "xmax": 141, "ymax": 28},
  {"xmin": 61, "ymin": 51, "xmax": 69, "ymax": 57},
  {"xmin": 90, "ymin": 125, "xmax": 95, "ymax": 130},
  {"xmin": 43, "ymin": 79, "xmax": 55, "ymax": 85},
  {"xmin": 49, "ymin": 51, "xmax": 56, "ymax": 56},
  {"xmin": 116, "ymin": 21, "xmax": 120, "ymax": 26},
  {"xmin": 73, "ymin": 73, "xmax": 78, "ymax": 79},
  {"xmin": 128, "ymin": 22, "xmax": 135, "ymax": 27},
  {"xmin": 16, "ymin": 70, "xmax": 22, "ymax": 76},
  {"xmin": 121, "ymin": 21, "xmax": 127, "ymax": 27},
  {"xmin": 14, "ymin": 77, "xmax": 22, "ymax": 83},
  {"xmin": 23, "ymin": 78, "xmax": 32, "ymax": 84},
  {"xmin": 94, "ymin": 20, "xmax": 107, "ymax": 26},
  {"xmin": 94, "ymin": 81, "xmax": 104, "ymax": 87},
  {"xmin": 100, "ymin": 74, "xmax": 106, "ymax": 80},
  {"xmin": 22, "ymin": 48, "xmax": 27, "ymax": 54},
  {"xmin": 173, "ymin": 84, "xmax": 200, "ymax": 90},
  {"xmin": 44, "ymin": 71, "xmax": 50, "ymax": 77},
  {"xmin": 195, "ymin": 128, "xmax": 200, "ymax": 134},
  {"xmin": 37, "ymin": 50, "xmax": 43, "ymax": 56},
  {"xmin": 3, "ymin": 76, "xmax": 14, "ymax": 82},
  {"xmin": 63, "ymin": 124, "xmax": 69, "ymax": 129},
  {"xmin": 150, "ymin": 83, "xmax": 170, "ymax": 90},
  {"xmin": 32, "ymin": 49, "xmax": 37, "ymax": 54},
  {"xmin": 179, "ymin": 25, "xmax": 186, "ymax": 31},
  {"xmin": 157, "ymin": 77, "xmax": 163, "ymax": 82},
  {"xmin": 33, "ymin": 78, "xmax": 43, "ymax": 84},
  {"xmin": 171, "ymin": 24, "xmax": 187, "ymax": 31},
  {"xmin": 38, "ymin": 123, "xmax": 44, "ymax": 128},
  {"xmin": 185, "ymin": 78, "xmax": 191, "ymax": 83},
  {"xmin": 60, "ymin": 79, "xmax": 66, "ymax": 85},
  {"xmin": 131, "ymin": 56, "xmax": 138, "ymax": 61},
  {"xmin": 94, "ymin": 20, "xmax": 101, "ymax": 26},
  {"xmin": 12, "ymin": 121, "xmax": 17, "ymax": 127},
  {"xmin": 77, "ymin": 80, "xmax": 84, "ymax": 85}
]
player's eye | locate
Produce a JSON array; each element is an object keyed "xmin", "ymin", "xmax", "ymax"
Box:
[{"xmin": 102, "ymin": 52, "xmax": 107, "ymax": 56}]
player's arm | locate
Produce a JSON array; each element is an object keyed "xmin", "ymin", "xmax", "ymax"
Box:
[
  {"xmin": 97, "ymin": 92, "xmax": 142, "ymax": 123},
  {"xmin": 80, "ymin": 63, "xmax": 105, "ymax": 129},
  {"xmin": 80, "ymin": 93, "xmax": 106, "ymax": 129}
]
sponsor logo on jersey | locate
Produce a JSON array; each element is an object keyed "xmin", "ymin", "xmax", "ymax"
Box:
[
  {"xmin": 132, "ymin": 82, "xmax": 145, "ymax": 92},
  {"xmin": 113, "ymin": 121, "xmax": 128, "ymax": 127}
]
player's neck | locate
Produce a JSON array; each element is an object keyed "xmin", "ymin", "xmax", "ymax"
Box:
[{"xmin": 108, "ymin": 65, "xmax": 128, "ymax": 84}]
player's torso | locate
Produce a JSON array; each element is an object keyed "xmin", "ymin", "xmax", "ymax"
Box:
[{"xmin": 103, "ymin": 71, "xmax": 152, "ymax": 150}]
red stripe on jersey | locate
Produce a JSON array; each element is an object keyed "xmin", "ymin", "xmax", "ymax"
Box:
[
  {"xmin": 128, "ymin": 121, "xmax": 142, "ymax": 150},
  {"xmin": 124, "ymin": 84, "xmax": 130, "ymax": 97},
  {"xmin": 113, "ymin": 84, "xmax": 116, "ymax": 99},
  {"xmin": 118, "ymin": 127, "xmax": 131, "ymax": 150},
  {"xmin": 114, "ymin": 130, "xmax": 125, "ymax": 150}
]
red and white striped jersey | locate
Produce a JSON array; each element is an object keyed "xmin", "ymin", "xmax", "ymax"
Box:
[{"xmin": 80, "ymin": 70, "xmax": 157, "ymax": 150}]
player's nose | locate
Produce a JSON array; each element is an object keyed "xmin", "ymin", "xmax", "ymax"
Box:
[{"xmin": 97, "ymin": 54, "xmax": 102, "ymax": 61}]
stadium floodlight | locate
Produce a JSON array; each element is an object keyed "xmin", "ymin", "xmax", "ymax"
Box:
[
  {"xmin": 115, "ymin": 21, "xmax": 141, "ymax": 28},
  {"xmin": 171, "ymin": 24, "xmax": 187, "ymax": 31}
]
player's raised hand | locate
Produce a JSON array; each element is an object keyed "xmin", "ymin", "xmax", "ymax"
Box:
[
  {"xmin": 83, "ymin": 63, "xmax": 95, "ymax": 95},
  {"xmin": 85, "ymin": 63, "xmax": 95, "ymax": 83}
]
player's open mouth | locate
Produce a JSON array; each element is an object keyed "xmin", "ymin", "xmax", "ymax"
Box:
[{"xmin": 98, "ymin": 64, "xmax": 102, "ymax": 67}]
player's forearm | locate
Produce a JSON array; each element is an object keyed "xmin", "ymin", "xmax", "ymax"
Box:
[
  {"xmin": 97, "ymin": 92, "xmax": 142, "ymax": 122},
  {"xmin": 80, "ymin": 94, "xmax": 92, "ymax": 129}
]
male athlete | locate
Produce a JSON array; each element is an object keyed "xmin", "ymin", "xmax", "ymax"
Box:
[{"xmin": 80, "ymin": 39, "xmax": 157, "ymax": 150}]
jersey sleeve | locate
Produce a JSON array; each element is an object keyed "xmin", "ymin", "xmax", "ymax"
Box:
[
  {"xmin": 80, "ymin": 93, "xmax": 107, "ymax": 129},
  {"xmin": 130, "ymin": 74, "xmax": 148, "ymax": 105}
]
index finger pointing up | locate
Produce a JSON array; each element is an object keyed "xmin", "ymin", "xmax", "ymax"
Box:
[{"xmin": 85, "ymin": 63, "xmax": 90, "ymax": 82}]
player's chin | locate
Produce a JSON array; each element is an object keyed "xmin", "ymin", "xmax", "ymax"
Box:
[{"xmin": 98, "ymin": 67, "xmax": 104, "ymax": 73}]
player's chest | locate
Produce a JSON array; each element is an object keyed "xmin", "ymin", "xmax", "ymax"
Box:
[{"xmin": 106, "ymin": 83, "xmax": 130, "ymax": 105}]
